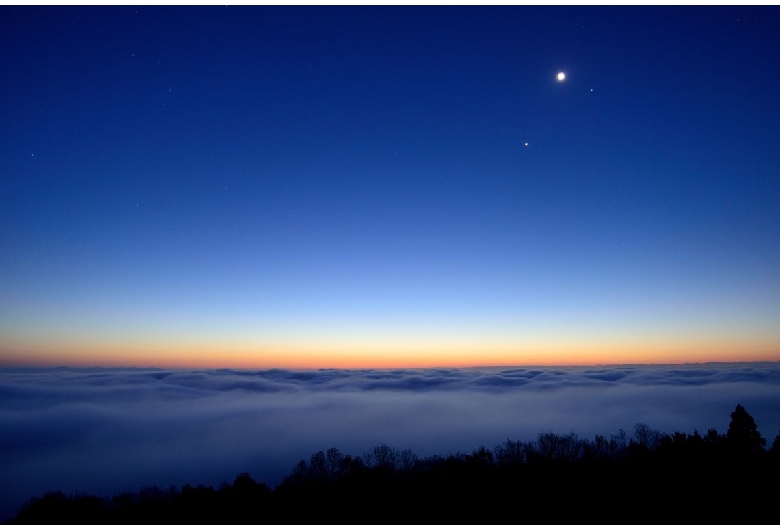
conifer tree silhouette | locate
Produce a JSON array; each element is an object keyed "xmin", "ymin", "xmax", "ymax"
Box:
[{"xmin": 726, "ymin": 403, "xmax": 766, "ymax": 454}]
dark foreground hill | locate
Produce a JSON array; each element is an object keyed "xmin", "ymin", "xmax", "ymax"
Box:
[{"xmin": 8, "ymin": 404, "xmax": 780, "ymax": 524}]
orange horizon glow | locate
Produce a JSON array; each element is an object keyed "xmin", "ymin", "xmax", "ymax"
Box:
[{"xmin": 2, "ymin": 334, "xmax": 778, "ymax": 370}]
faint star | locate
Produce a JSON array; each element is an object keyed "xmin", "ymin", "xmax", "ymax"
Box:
[{"xmin": 524, "ymin": 142, "xmax": 529, "ymax": 147}]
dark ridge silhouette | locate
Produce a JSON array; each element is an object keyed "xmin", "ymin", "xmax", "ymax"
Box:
[{"xmin": 8, "ymin": 404, "xmax": 779, "ymax": 524}]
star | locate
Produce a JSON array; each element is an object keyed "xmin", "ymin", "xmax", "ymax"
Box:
[{"xmin": 557, "ymin": 72, "xmax": 566, "ymax": 82}]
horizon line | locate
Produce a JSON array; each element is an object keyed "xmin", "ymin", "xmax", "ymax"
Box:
[{"xmin": 2, "ymin": 359, "xmax": 779, "ymax": 372}]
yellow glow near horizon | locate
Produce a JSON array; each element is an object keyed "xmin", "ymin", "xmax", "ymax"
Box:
[{"xmin": 2, "ymin": 332, "xmax": 778, "ymax": 370}]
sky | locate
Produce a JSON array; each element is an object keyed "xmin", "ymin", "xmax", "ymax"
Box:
[
  {"xmin": 2, "ymin": 5, "xmax": 780, "ymax": 368},
  {"xmin": 2, "ymin": 363, "xmax": 780, "ymax": 519}
]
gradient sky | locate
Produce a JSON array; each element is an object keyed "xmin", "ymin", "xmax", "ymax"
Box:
[{"xmin": 2, "ymin": 6, "xmax": 779, "ymax": 368}]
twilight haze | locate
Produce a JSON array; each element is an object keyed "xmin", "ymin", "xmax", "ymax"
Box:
[{"xmin": 2, "ymin": 6, "xmax": 780, "ymax": 369}]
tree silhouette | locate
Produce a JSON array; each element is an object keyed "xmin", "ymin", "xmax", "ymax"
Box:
[
  {"xmin": 633, "ymin": 423, "xmax": 662, "ymax": 450},
  {"xmin": 364, "ymin": 444, "xmax": 398, "ymax": 471},
  {"xmin": 726, "ymin": 403, "xmax": 766, "ymax": 454},
  {"xmin": 9, "ymin": 405, "xmax": 780, "ymax": 524},
  {"xmin": 535, "ymin": 432, "xmax": 584, "ymax": 463},
  {"xmin": 325, "ymin": 447, "xmax": 343, "ymax": 477},
  {"xmin": 769, "ymin": 431, "xmax": 780, "ymax": 457}
]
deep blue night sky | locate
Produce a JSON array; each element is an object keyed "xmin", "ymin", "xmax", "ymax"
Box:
[{"xmin": 1, "ymin": 6, "xmax": 779, "ymax": 367}]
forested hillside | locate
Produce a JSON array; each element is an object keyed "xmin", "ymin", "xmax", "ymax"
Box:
[{"xmin": 9, "ymin": 404, "xmax": 779, "ymax": 523}]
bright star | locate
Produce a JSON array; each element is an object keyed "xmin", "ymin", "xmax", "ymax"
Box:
[{"xmin": 557, "ymin": 72, "xmax": 566, "ymax": 82}]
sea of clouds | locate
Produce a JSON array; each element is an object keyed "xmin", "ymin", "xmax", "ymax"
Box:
[{"xmin": 2, "ymin": 362, "xmax": 780, "ymax": 519}]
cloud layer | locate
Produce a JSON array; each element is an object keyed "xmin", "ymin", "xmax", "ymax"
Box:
[{"xmin": 2, "ymin": 362, "xmax": 780, "ymax": 519}]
